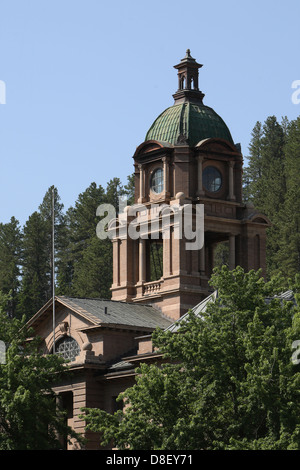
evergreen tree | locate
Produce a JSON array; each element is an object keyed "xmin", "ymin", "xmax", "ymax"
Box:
[
  {"xmin": 243, "ymin": 116, "xmax": 287, "ymax": 278},
  {"xmin": 58, "ymin": 177, "xmax": 133, "ymax": 299},
  {"xmin": 105, "ymin": 177, "xmax": 126, "ymax": 214},
  {"xmin": 0, "ymin": 176, "xmax": 134, "ymax": 310},
  {"xmin": 259, "ymin": 116, "xmax": 286, "ymax": 217},
  {"xmin": 18, "ymin": 212, "xmax": 50, "ymax": 319},
  {"xmin": 124, "ymin": 173, "xmax": 135, "ymax": 206},
  {"xmin": 38, "ymin": 186, "xmax": 68, "ymax": 297},
  {"xmin": 56, "ymin": 182, "xmax": 107, "ymax": 297},
  {"xmin": 71, "ymin": 236, "xmax": 112, "ymax": 299},
  {"xmin": 243, "ymin": 121, "xmax": 263, "ymax": 203},
  {"xmin": 277, "ymin": 117, "xmax": 300, "ymax": 278},
  {"xmin": 0, "ymin": 217, "xmax": 22, "ymax": 317},
  {"xmin": 260, "ymin": 116, "xmax": 286, "ymax": 277}
]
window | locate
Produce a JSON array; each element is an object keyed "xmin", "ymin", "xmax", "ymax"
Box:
[
  {"xmin": 203, "ymin": 166, "xmax": 222, "ymax": 193},
  {"xmin": 55, "ymin": 336, "xmax": 80, "ymax": 362},
  {"xmin": 147, "ymin": 239, "xmax": 163, "ymax": 281},
  {"xmin": 150, "ymin": 168, "xmax": 164, "ymax": 194}
]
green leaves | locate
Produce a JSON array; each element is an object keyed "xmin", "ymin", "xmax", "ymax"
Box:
[
  {"xmin": 83, "ymin": 267, "xmax": 300, "ymax": 450},
  {"xmin": 0, "ymin": 305, "xmax": 80, "ymax": 449},
  {"xmin": 0, "ymin": 218, "xmax": 22, "ymax": 318}
]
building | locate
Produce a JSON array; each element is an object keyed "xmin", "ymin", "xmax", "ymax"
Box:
[{"xmin": 26, "ymin": 50, "xmax": 270, "ymax": 449}]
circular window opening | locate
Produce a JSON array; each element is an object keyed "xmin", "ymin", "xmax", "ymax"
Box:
[
  {"xmin": 55, "ymin": 336, "xmax": 80, "ymax": 362},
  {"xmin": 150, "ymin": 168, "xmax": 164, "ymax": 194},
  {"xmin": 203, "ymin": 166, "xmax": 222, "ymax": 193}
]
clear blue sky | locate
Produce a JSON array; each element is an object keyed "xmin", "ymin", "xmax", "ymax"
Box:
[{"xmin": 0, "ymin": 0, "xmax": 299, "ymax": 225}]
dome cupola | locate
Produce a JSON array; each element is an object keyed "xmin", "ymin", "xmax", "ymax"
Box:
[{"xmin": 145, "ymin": 50, "xmax": 234, "ymax": 146}]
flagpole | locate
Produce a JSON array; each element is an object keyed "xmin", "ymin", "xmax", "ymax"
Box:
[{"xmin": 52, "ymin": 187, "xmax": 56, "ymax": 354}]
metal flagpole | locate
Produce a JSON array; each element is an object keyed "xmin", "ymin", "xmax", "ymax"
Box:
[{"xmin": 52, "ymin": 187, "xmax": 56, "ymax": 354}]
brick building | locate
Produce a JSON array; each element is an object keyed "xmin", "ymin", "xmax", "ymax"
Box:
[{"xmin": 26, "ymin": 51, "xmax": 270, "ymax": 449}]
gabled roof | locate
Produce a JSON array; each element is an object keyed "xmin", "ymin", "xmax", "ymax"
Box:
[
  {"xmin": 26, "ymin": 296, "xmax": 172, "ymax": 332},
  {"xmin": 165, "ymin": 291, "xmax": 218, "ymax": 333},
  {"xmin": 164, "ymin": 289, "xmax": 297, "ymax": 333},
  {"xmin": 58, "ymin": 297, "xmax": 172, "ymax": 330}
]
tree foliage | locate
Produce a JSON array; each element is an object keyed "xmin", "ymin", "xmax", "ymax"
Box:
[
  {"xmin": 243, "ymin": 115, "xmax": 300, "ymax": 279},
  {"xmin": 82, "ymin": 267, "xmax": 300, "ymax": 450},
  {"xmin": 0, "ymin": 292, "xmax": 80, "ymax": 449},
  {"xmin": 0, "ymin": 217, "xmax": 22, "ymax": 318},
  {"xmin": 0, "ymin": 175, "xmax": 134, "ymax": 320}
]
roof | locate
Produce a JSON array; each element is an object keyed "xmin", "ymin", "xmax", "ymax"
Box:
[
  {"xmin": 266, "ymin": 289, "xmax": 296, "ymax": 305},
  {"xmin": 145, "ymin": 102, "xmax": 234, "ymax": 147},
  {"xmin": 165, "ymin": 291, "xmax": 218, "ymax": 333},
  {"xmin": 28, "ymin": 296, "xmax": 172, "ymax": 331},
  {"xmin": 164, "ymin": 289, "xmax": 297, "ymax": 333}
]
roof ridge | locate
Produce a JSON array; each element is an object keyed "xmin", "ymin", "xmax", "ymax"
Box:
[{"xmin": 57, "ymin": 295, "xmax": 155, "ymax": 307}]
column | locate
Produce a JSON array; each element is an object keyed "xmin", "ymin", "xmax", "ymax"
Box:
[
  {"xmin": 162, "ymin": 156, "xmax": 169, "ymax": 198},
  {"xmin": 163, "ymin": 226, "xmax": 172, "ymax": 277},
  {"xmin": 200, "ymin": 241, "xmax": 205, "ymax": 275},
  {"xmin": 196, "ymin": 155, "xmax": 205, "ymax": 196},
  {"xmin": 138, "ymin": 164, "xmax": 144, "ymax": 203},
  {"xmin": 229, "ymin": 234, "xmax": 236, "ymax": 270},
  {"xmin": 112, "ymin": 238, "xmax": 120, "ymax": 286},
  {"xmin": 228, "ymin": 161, "xmax": 236, "ymax": 201},
  {"xmin": 139, "ymin": 238, "xmax": 146, "ymax": 283}
]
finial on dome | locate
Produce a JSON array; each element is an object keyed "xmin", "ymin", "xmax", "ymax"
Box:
[
  {"xmin": 182, "ymin": 49, "xmax": 195, "ymax": 62},
  {"xmin": 173, "ymin": 50, "xmax": 204, "ymax": 104}
]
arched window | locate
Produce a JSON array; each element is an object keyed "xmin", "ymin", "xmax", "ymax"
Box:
[
  {"xmin": 55, "ymin": 336, "xmax": 80, "ymax": 362},
  {"xmin": 179, "ymin": 75, "xmax": 186, "ymax": 90}
]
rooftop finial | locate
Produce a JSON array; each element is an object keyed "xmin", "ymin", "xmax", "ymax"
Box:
[
  {"xmin": 182, "ymin": 49, "xmax": 196, "ymax": 63},
  {"xmin": 173, "ymin": 51, "xmax": 204, "ymax": 104}
]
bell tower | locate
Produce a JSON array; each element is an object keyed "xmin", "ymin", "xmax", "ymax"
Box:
[{"xmin": 110, "ymin": 51, "xmax": 270, "ymax": 321}]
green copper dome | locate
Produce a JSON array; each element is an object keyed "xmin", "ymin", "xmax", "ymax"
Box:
[{"xmin": 145, "ymin": 101, "xmax": 234, "ymax": 147}]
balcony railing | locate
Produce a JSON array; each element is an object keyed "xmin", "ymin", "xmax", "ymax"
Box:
[{"xmin": 143, "ymin": 280, "xmax": 162, "ymax": 296}]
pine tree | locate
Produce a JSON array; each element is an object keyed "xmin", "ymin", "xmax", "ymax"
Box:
[
  {"xmin": 38, "ymin": 186, "xmax": 68, "ymax": 296},
  {"xmin": 277, "ymin": 116, "xmax": 300, "ymax": 278},
  {"xmin": 18, "ymin": 212, "xmax": 50, "ymax": 319},
  {"xmin": 243, "ymin": 116, "xmax": 287, "ymax": 278},
  {"xmin": 71, "ymin": 236, "xmax": 112, "ymax": 299},
  {"xmin": 56, "ymin": 182, "xmax": 107, "ymax": 297},
  {"xmin": 124, "ymin": 173, "xmax": 135, "ymax": 206},
  {"xmin": 0, "ymin": 217, "xmax": 22, "ymax": 317},
  {"xmin": 259, "ymin": 116, "xmax": 286, "ymax": 216},
  {"xmin": 105, "ymin": 177, "xmax": 126, "ymax": 214},
  {"xmin": 260, "ymin": 117, "xmax": 286, "ymax": 277},
  {"xmin": 243, "ymin": 121, "xmax": 263, "ymax": 203}
]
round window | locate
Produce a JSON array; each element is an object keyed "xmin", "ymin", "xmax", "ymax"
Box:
[
  {"xmin": 150, "ymin": 168, "xmax": 164, "ymax": 194},
  {"xmin": 55, "ymin": 336, "xmax": 80, "ymax": 362},
  {"xmin": 203, "ymin": 166, "xmax": 222, "ymax": 193}
]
